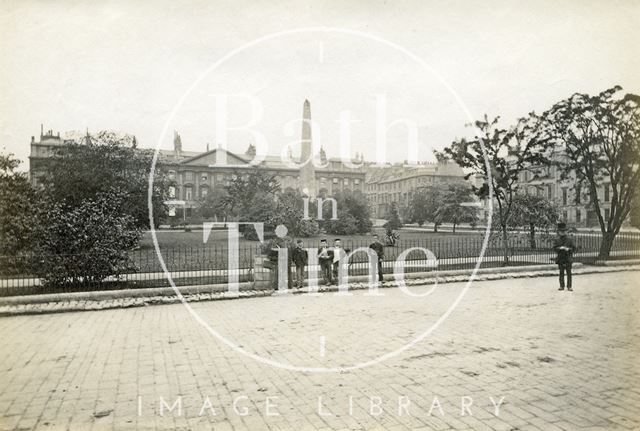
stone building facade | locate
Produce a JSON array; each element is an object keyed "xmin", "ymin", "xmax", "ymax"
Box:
[
  {"xmin": 28, "ymin": 100, "xmax": 368, "ymax": 220},
  {"xmin": 516, "ymin": 156, "xmax": 616, "ymax": 228},
  {"xmin": 364, "ymin": 161, "xmax": 467, "ymax": 219}
]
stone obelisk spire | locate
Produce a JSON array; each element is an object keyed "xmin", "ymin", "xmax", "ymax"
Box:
[{"xmin": 299, "ymin": 99, "xmax": 316, "ymax": 197}]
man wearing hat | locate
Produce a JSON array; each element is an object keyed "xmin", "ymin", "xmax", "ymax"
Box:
[{"xmin": 553, "ymin": 222, "xmax": 576, "ymax": 291}]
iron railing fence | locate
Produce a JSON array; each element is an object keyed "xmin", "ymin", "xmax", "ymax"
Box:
[{"xmin": 1, "ymin": 232, "xmax": 639, "ymax": 296}]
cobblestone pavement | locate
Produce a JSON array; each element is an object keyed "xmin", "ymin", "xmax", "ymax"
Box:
[{"xmin": 0, "ymin": 271, "xmax": 638, "ymax": 430}]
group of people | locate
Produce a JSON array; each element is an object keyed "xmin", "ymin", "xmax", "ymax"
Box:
[
  {"xmin": 265, "ymin": 223, "xmax": 576, "ymax": 291},
  {"xmin": 266, "ymin": 234, "xmax": 386, "ymax": 288}
]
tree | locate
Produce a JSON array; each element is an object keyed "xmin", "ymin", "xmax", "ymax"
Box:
[
  {"xmin": 207, "ymin": 169, "xmax": 280, "ymax": 239},
  {"xmin": 0, "ymin": 153, "xmax": 39, "ymax": 259},
  {"xmin": 384, "ymin": 202, "xmax": 403, "ymax": 230},
  {"xmin": 443, "ymin": 114, "xmax": 552, "ymax": 264},
  {"xmin": 199, "ymin": 185, "xmax": 230, "ymax": 221},
  {"xmin": 32, "ymin": 189, "xmax": 141, "ymax": 287},
  {"xmin": 542, "ymin": 86, "xmax": 640, "ymax": 257},
  {"xmin": 434, "ymin": 183, "xmax": 478, "ymax": 234},
  {"xmin": 273, "ymin": 189, "xmax": 319, "ymax": 237},
  {"xmin": 510, "ymin": 193, "xmax": 559, "ymax": 248},
  {"xmin": 322, "ymin": 191, "xmax": 373, "ymax": 235},
  {"xmin": 407, "ymin": 188, "xmax": 430, "ymax": 226},
  {"xmin": 43, "ymin": 135, "xmax": 169, "ymax": 228},
  {"xmin": 222, "ymin": 169, "xmax": 280, "ymax": 217},
  {"xmin": 407, "ymin": 184, "xmax": 453, "ymax": 232}
]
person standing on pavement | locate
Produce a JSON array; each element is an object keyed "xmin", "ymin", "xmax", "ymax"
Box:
[
  {"xmin": 369, "ymin": 233, "xmax": 385, "ymax": 282},
  {"xmin": 553, "ymin": 222, "xmax": 576, "ymax": 291},
  {"xmin": 291, "ymin": 239, "xmax": 308, "ymax": 288},
  {"xmin": 318, "ymin": 239, "xmax": 334, "ymax": 285}
]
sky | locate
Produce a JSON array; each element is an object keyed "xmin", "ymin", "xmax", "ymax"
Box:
[{"xmin": 1, "ymin": 0, "xmax": 639, "ymax": 169}]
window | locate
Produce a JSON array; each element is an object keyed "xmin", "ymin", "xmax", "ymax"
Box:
[
  {"xmin": 343, "ymin": 178, "xmax": 349, "ymax": 185},
  {"xmin": 333, "ymin": 178, "xmax": 339, "ymax": 184},
  {"xmin": 576, "ymin": 209, "xmax": 581, "ymax": 223},
  {"xmin": 168, "ymin": 207, "xmax": 176, "ymax": 217},
  {"xmin": 563, "ymin": 210, "xmax": 568, "ymax": 221},
  {"xmin": 547, "ymin": 185, "xmax": 553, "ymax": 199},
  {"xmin": 168, "ymin": 170, "xmax": 176, "ymax": 180},
  {"xmin": 201, "ymin": 187, "xmax": 208, "ymax": 197},
  {"xmin": 604, "ymin": 184, "xmax": 610, "ymax": 202},
  {"xmin": 562, "ymin": 188, "xmax": 568, "ymax": 206},
  {"xmin": 185, "ymin": 171, "xmax": 194, "ymax": 182},
  {"xmin": 168, "ymin": 186, "xmax": 176, "ymax": 199},
  {"xmin": 185, "ymin": 187, "xmax": 193, "ymax": 200},
  {"xmin": 604, "ymin": 208, "xmax": 610, "ymax": 221},
  {"xmin": 355, "ymin": 179, "xmax": 360, "ymax": 185},
  {"xmin": 575, "ymin": 185, "xmax": 581, "ymax": 204}
]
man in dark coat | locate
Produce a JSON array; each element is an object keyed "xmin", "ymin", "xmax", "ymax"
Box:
[
  {"xmin": 317, "ymin": 239, "xmax": 334, "ymax": 285},
  {"xmin": 291, "ymin": 239, "xmax": 308, "ymax": 288},
  {"xmin": 369, "ymin": 233, "xmax": 384, "ymax": 282},
  {"xmin": 553, "ymin": 222, "xmax": 576, "ymax": 291}
]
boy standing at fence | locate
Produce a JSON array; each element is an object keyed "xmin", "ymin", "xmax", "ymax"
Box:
[
  {"xmin": 332, "ymin": 239, "xmax": 345, "ymax": 282},
  {"xmin": 553, "ymin": 222, "xmax": 576, "ymax": 291},
  {"xmin": 318, "ymin": 239, "xmax": 334, "ymax": 285},
  {"xmin": 369, "ymin": 233, "xmax": 384, "ymax": 282},
  {"xmin": 291, "ymin": 239, "xmax": 308, "ymax": 288}
]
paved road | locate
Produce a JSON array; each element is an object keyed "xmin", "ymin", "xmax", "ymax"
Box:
[{"xmin": 0, "ymin": 271, "xmax": 638, "ymax": 430}]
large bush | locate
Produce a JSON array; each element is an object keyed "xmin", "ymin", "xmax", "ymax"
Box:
[
  {"xmin": 33, "ymin": 190, "xmax": 141, "ymax": 287},
  {"xmin": 0, "ymin": 154, "xmax": 39, "ymax": 257},
  {"xmin": 43, "ymin": 137, "xmax": 169, "ymax": 228}
]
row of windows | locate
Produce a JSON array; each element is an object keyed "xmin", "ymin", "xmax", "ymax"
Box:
[
  {"xmin": 561, "ymin": 208, "xmax": 610, "ymax": 223},
  {"xmin": 525, "ymin": 183, "xmax": 611, "ymax": 206},
  {"xmin": 169, "ymin": 170, "xmax": 362, "ymax": 186},
  {"xmin": 170, "ymin": 182, "xmax": 364, "ymax": 201},
  {"xmin": 365, "ymin": 176, "xmax": 437, "ymax": 192}
]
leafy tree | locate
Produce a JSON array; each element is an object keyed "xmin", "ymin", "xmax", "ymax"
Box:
[
  {"xmin": 199, "ymin": 185, "xmax": 230, "ymax": 221},
  {"xmin": 407, "ymin": 189, "xmax": 430, "ymax": 226},
  {"xmin": 542, "ymin": 86, "xmax": 640, "ymax": 257},
  {"xmin": 434, "ymin": 183, "xmax": 478, "ymax": 234},
  {"xmin": 510, "ymin": 193, "xmax": 559, "ymax": 248},
  {"xmin": 384, "ymin": 202, "xmax": 403, "ymax": 230},
  {"xmin": 443, "ymin": 114, "xmax": 552, "ymax": 264},
  {"xmin": 222, "ymin": 169, "xmax": 280, "ymax": 217},
  {"xmin": 239, "ymin": 191, "xmax": 279, "ymax": 240},
  {"xmin": 43, "ymin": 136, "xmax": 169, "ymax": 228},
  {"xmin": 322, "ymin": 190, "xmax": 372, "ymax": 235},
  {"xmin": 407, "ymin": 185, "xmax": 447, "ymax": 231},
  {"xmin": 33, "ymin": 189, "xmax": 141, "ymax": 287},
  {"xmin": 0, "ymin": 153, "xmax": 39, "ymax": 259}
]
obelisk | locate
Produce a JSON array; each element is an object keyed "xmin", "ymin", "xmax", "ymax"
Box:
[{"xmin": 299, "ymin": 99, "xmax": 316, "ymax": 197}]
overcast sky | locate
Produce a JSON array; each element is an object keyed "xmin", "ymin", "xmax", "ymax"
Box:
[{"xmin": 1, "ymin": 0, "xmax": 639, "ymax": 168}]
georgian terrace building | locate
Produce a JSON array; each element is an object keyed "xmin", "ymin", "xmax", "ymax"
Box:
[
  {"xmin": 161, "ymin": 131, "xmax": 367, "ymax": 217},
  {"xmin": 28, "ymin": 128, "xmax": 367, "ymax": 218},
  {"xmin": 516, "ymin": 155, "xmax": 618, "ymax": 229},
  {"xmin": 29, "ymin": 126, "xmax": 468, "ymax": 222},
  {"xmin": 364, "ymin": 161, "xmax": 467, "ymax": 219}
]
